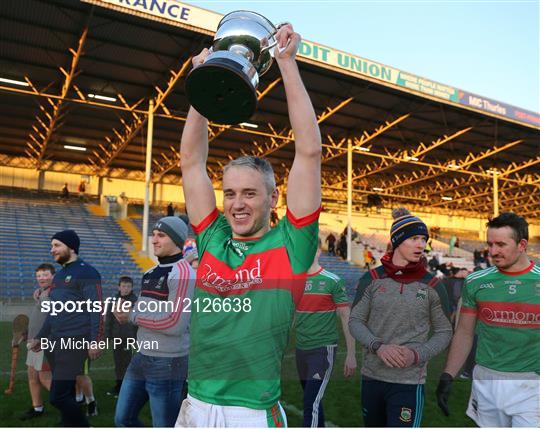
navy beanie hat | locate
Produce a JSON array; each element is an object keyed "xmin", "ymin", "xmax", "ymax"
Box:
[
  {"xmin": 51, "ymin": 229, "xmax": 80, "ymax": 254},
  {"xmin": 390, "ymin": 208, "xmax": 429, "ymax": 249}
]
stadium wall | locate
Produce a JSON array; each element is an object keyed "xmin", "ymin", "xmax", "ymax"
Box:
[
  {"xmin": 102, "ymin": 177, "xmax": 145, "ymax": 199},
  {"xmin": 0, "ymin": 165, "xmax": 39, "ymax": 189},
  {"xmin": 45, "ymin": 170, "xmax": 96, "ymax": 194},
  {"xmin": 153, "ymin": 182, "xmax": 186, "ymax": 204}
]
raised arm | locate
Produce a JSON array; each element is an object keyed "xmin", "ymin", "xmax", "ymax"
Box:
[
  {"xmin": 275, "ymin": 25, "xmax": 321, "ymax": 217},
  {"xmin": 180, "ymin": 50, "xmax": 217, "ymax": 225}
]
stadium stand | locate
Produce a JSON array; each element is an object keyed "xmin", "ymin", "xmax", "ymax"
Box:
[
  {"xmin": 319, "ymin": 253, "xmax": 364, "ymax": 301},
  {"xmin": 0, "ymin": 193, "xmax": 143, "ymax": 301},
  {"xmin": 130, "ymin": 214, "xmax": 161, "ymax": 237}
]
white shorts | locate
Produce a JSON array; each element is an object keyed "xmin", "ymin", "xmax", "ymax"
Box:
[
  {"xmin": 175, "ymin": 394, "xmax": 287, "ymax": 428},
  {"xmin": 25, "ymin": 349, "xmax": 46, "ymax": 371},
  {"xmin": 467, "ymin": 365, "xmax": 540, "ymax": 427}
]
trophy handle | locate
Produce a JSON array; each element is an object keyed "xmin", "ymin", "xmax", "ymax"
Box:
[
  {"xmin": 261, "ymin": 23, "xmax": 293, "ymax": 57},
  {"xmin": 263, "ymin": 39, "xmax": 292, "ymax": 58},
  {"xmin": 260, "ymin": 39, "xmax": 278, "ymax": 56}
]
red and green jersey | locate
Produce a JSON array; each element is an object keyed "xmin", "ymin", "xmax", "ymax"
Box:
[
  {"xmin": 461, "ymin": 261, "xmax": 540, "ymax": 373},
  {"xmin": 189, "ymin": 207, "xmax": 320, "ymax": 409},
  {"xmin": 295, "ymin": 268, "xmax": 349, "ymax": 350}
]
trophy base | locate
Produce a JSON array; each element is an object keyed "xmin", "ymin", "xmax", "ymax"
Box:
[{"xmin": 185, "ymin": 56, "xmax": 258, "ymax": 125}]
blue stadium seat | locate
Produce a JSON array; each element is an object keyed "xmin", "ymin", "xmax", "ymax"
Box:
[
  {"xmin": 319, "ymin": 254, "xmax": 364, "ymax": 301},
  {"xmin": 0, "ymin": 196, "xmax": 143, "ymax": 300}
]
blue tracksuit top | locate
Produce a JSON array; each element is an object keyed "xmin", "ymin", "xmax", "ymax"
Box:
[{"xmin": 37, "ymin": 258, "xmax": 103, "ymax": 342}]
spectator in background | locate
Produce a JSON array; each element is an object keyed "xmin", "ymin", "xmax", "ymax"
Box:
[
  {"xmin": 61, "ymin": 183, "xmax": 69, "ymax": 200},
  {"xmin": 473, "ymin": 249, "xmax": 482, "ymax": 265},
  {"xmin": 30, "ymin": 229, "xmax": 103, "ymax": 427},
  {"xmin": 270, "ymin": 209, "xmax": 279, "ymax": 228},
  {"xmin": 449, "ymin": 235, "xmax": 457, "ymax": 256},
  {"xmin": 325, "ymin": 232, "xmax": 336, "ymax": 256},
  {"xmin": 78, "ymin": 180, "xmax": 86, "ymax": 201},
  {"xmin": 337, "ymin": 233, "xmax": 347, "ymax": 260},
  {"xmin": 342, "ymin": 226, "xmax": 359, "ymax": 241},
  {"xmin": 167, "ymin": 202, "xmax": 174, "ymax": 217},
  {"xmin": 105, "ymin": 276, "xmax": 137, "ymax": 398},
  {"xmin": 428, "ymin": 254, "xmax": 439, "ymax": 273},
  {"xmin": 425, "ymin": 238, "xmax": 433, "ymax": 253},
  {"xmin": 363, "ymin": 245, "xmax": 375, "ymax": 270},
  {"xmin": 20, "ymin": 263, "xmax": 54, "ymax": 421},
  {"xmin": 455, "ymin": 237, "xmax": 460, "ymax": 248}
]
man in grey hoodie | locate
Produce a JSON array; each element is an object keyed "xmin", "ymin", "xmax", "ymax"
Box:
[
  {"xmin": 114, "ymin": 216, "xmax": 196, "ymax": 427},
  {"xmin": 349, "ymin": 208, "xmax": 452, "ymax": 427}
]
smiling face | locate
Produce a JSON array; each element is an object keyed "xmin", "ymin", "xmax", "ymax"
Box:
[
  {"xmin": 118, "ymin": 281, "xmax": 133, "ymax": 297},
  {"xmin": 151, "ymin": 230, "xmax": 180, "ymax": 258},
  {"xmin": 222, "ymin": 165, "xmax": 278, "ymax": 239},
  {"xmin": 487, "ymin": 226, "xmax": 527, "ymax": 270},
  {"xmin": 35, "ymin": 269, "xmax": 53, "ymax": 289},
  {"xmin": 393, "ymin": 235, "xmax": 427, "ymax": 265},
  {"xmin": 152, "ymin": 229, "xmax": 181, "ymax": 258}
]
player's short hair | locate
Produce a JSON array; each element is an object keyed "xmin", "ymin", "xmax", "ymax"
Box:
[
  {"xmin": 35, "ymin": 263, "xmax": 55, "ymax": 274},
  {"xmin": 223, "ymin": 156, "xmax": 276, "ymax": 194},
  {"xmin": 487, "ymin": 212, "xmax": 528, "ymax": 243},
  {"xmin": 118, "ymin": 276, "xmax": 134, "ymax": 286}
]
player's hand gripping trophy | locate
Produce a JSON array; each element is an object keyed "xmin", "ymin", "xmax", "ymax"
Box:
[{"xmin": 186, "ymin": 11, "xmax": 293, "ymax": 125}]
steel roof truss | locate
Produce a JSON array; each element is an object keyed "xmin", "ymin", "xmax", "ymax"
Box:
[
  {"xmin": 25, "ymin": 25, "xmax": 89, "ymax": 168},
  {"xmin": 383, "ymin": 139, "xmax": 525, "ymax": 192},
  {"xmin": 152, "ymin": 78, "xmax": 284, "ymax": 182},
  {"xmin": 94, "ymin": 57, "xmax": 192, "ymax": 173}
]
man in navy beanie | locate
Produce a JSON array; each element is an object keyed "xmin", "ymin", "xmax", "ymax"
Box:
[{"xmin": 30, "ymin": 229, "xmax": 103, "ymax": 427}]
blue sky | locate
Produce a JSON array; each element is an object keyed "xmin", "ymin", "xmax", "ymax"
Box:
[{"xmin": 187, "ymin": 0, "xmax": 540, "ymax": 113}]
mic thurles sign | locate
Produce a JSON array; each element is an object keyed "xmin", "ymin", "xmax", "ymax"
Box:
[{"xmin": 83, "ymin": 0, "xmax": 540, "ymax": 128}]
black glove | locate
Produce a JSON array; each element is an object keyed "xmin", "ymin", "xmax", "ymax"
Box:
[{"xmin": 436, "ymin": 372, "xmax": 453, "ymax": 416}]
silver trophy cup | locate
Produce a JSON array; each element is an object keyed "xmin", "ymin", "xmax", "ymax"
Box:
[{"xmin": 185, "ymin": 11, "xmax": 278, "ymax": 125}]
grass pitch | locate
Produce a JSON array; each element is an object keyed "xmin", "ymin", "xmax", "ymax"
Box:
[{"xmin": 0, "ymin": 321, "xmax": 474, "ymax": 427}]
